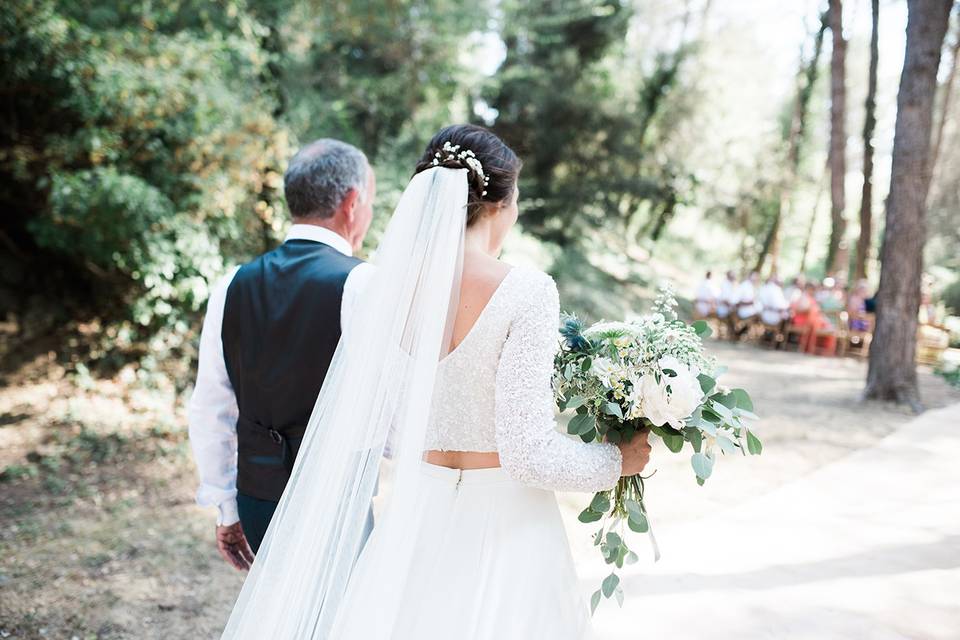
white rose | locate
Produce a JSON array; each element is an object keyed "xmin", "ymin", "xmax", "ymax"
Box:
[{"xmin": 635, "ymin": 357, "xmax": 704, "ymax": 429}]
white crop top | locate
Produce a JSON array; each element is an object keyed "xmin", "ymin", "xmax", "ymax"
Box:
[{"xmin": 422, "ymin": 267, "xmax": 622, "ymax": 492}]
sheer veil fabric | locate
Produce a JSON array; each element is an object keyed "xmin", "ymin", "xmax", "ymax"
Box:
[{"xmin": 221, "ymin": 167, "xmax": 469, "ymax": 639}]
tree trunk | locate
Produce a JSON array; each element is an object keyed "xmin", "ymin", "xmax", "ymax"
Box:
[
  {"xmin": 649, "ymin": 192, "xmax": 678, "ymax": 242},
  {"xmin": 865, "ymin": 0, "xmax": 952, "ymax": 410},
  {"xmin": 799, "ymin": 160, "xmax": 829, "ymax": 274},
  {"xmin": 756, "ymin": 200, "xmax": 782, "ymax": 276},
  {"xmin": 930, "ymin": 14, "xmax": 959, "ymax": 183},
  {"xmin": 826, "ymin": 0, "xmax": 848, "ymax": 277},
  {"xmin": 855, "ymin": 0, "xmax": 880, "ymax": 281},
  {"xmin": 768, "ymin": 13, "xmax": 828, "ymax": 277}
]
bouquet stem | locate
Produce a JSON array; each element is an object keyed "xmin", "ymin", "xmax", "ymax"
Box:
[{"xmin": 614, "ymin": 474, "xmax": 661, "ymax": 562}]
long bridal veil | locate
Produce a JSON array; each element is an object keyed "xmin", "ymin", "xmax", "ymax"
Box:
[{"xmin": 221, "ymin": 167, "xmax": 468, "ymax": 639}]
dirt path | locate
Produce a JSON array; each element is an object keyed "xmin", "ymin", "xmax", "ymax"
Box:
[
  {"xmin": 1, "ymin": 342, "xmax": 957, "ymax": 639},
  {"xmin": 589, "ymin": 402, "xmax": 960, "ymax": 639}
]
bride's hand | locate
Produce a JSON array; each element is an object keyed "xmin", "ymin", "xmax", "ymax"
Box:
[{"xmin": 617, "ymin": 430, "xmax": 652, "ymax": 476}]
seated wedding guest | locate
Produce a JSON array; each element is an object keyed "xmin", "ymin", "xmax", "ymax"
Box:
[
  {"xmin": 847, "ymin": 279, "xmax": 872, "ymax": 331},
  {"xmin": 818, "ymin": 277, "xmax": 845, "ymax": 312},
  {"xmin": 783, "ymin": 275, "xmax": 805, "ymax": 306},
  {"xmin": 717, "ymin": 270, "xmax": 739, "ymax": 319},
  {"xmin": 736, "ymin": 271, "xmax": 761, "ymax": 320},
  {"xmin": 790, "ymin": 282, "xmax": 836, "ymax": 354},
  {"xmin": 759, "ymin": 276, "xmax": 789, "ymax": 326},
  {"xmin": 919, "ymin": 289, "xmax": 944, "ymax": 327},
  {"xmin": 814, "ymin": 277, "xmax": 833, "ymax": 304},
  {"xmin": 695, "ymin": 270, "xmax": 720, "ymax": 317}
]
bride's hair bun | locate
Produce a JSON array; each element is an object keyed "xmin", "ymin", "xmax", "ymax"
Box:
[{"xmin": 414, "ymin": 124, "xmax": 521, "ymax": 225}]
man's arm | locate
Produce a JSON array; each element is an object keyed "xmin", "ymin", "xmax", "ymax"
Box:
[{"xmin": 188, "ymin": 266, "xmax": 242, "ymax": 526}]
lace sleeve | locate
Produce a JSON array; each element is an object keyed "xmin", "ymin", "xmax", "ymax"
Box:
[{"xmin": 495, "ymin": 271, "xmax": 622, "ymax": 492}]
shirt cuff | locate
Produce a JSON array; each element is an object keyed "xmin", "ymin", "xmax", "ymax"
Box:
[{"xmin": 217, "ymin": 499, "xmax": 240, "ymax": 526}]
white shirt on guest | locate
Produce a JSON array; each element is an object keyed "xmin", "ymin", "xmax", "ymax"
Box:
[
  {"xmin": 187, "ymin": 224, "xmax": 373, "ymax": 526},
  {"xmin": 717, "ymin": 278, "xmax": 739, "ymax": 317},
  {"xmin": 758, "ymin": 281, "xmax": 789, "ymax": 325},
  {"xmin": 695, "ymin": 276, "xmax": 720, "ymax": 315},
  {"xmin": 736, "ymin": 280, "xmax": 759, "ymax": 319}
]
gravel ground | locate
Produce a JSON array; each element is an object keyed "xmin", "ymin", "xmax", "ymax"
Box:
[{"xmin": 1, "ymin": 340, "xmax": 957, "ymax": 639}]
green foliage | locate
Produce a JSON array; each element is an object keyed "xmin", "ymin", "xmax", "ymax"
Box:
[
  {"xmin": 2, "ymin": 0, "xmax": 290, "ymax": 348},
  {"xmin": 487, "ymin": 0, "xmax": 697, "ymax": 245},
  {"xmin": 283, "ymin": 1, "xmax": 489, "ymax": 161},
  {"xmin": 942, "ymin": 278, "xmax": 960, "ymax": 315}
]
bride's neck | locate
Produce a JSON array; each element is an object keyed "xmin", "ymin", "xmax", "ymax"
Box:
[{"xmin": 463, "ymin": 219, "xmax": 498, "ymax": 257}]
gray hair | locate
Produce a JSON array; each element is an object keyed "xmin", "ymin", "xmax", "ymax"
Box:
[{"xmin": 283, "ymin": 139, "xmax": 368, "ymax": 220}]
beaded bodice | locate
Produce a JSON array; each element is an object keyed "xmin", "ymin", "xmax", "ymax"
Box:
[{"xmin": 422, "ymin": 267, "xmax": 622, "ymax": 493}]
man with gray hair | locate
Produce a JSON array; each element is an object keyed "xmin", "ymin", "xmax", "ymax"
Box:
[{"xmin": 188, "ymin": 139, "xmax": 376, "ymax": 569}]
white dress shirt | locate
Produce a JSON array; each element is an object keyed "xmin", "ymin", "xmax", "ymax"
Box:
[
  {"xmin": 694, "ymin": 277, "xmax": 720, "ymax": 316},
  {"xmin": 758, "ymin": 282, "xmax": 789, "ymax": 325},
  {"xmin": 736, "ymin": 280, "xmax": 759, "ymax": 319},
  {"xmin": 188, "ymin": 225, "xmax": 373, "ymax": 525},
  {"xmin": 717, "ymin": 278, "xmax": 739, "ymax": 318}
]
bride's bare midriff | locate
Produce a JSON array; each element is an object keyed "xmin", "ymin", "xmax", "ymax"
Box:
[{"xmin": 423, "ymin": 450, "xmax": 501, "ymax": 470}]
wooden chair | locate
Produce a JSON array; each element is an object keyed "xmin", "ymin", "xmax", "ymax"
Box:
[
  {"xmin": 759, "ymin": 313, "xmax": 787, "ymax": 349},
  {"xmin": 782, "ymin": 319, "xmax": 807, "ymax": 352},
  {"xmin": 809, "ymin": 311, "xmax": 846, "ymax": 357},
  {"xmin": 845, "ymin": 312, "xmax": 874, "ymax": 359},
  {"xmin": 916, "ymin": 324, "xmax": 949, "ymax": 366}
]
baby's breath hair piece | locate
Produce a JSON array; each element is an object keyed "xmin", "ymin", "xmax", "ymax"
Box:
[{"xmin": 430, "ymin": 141, "xmax": 491, "ymax": 196}]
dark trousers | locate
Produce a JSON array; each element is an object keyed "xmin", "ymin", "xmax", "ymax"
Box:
[
  {"xmin": 237, "ymin": 491, "xmax": 376, "ymax": 556},
  {"xmin": 237, "ymin": 492, "xmax": 278, "ymax": 554}
]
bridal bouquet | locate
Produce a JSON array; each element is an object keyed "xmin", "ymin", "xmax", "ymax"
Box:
[{"xmin": 553, "ymin": 286, "xmax": 761, "ymax": 611}]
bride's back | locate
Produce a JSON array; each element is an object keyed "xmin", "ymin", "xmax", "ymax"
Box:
[
  {"xmin": 448, "ymin": 253, "xmax": 513, "ymax": 352},
  {"xmin": 424, "ymin": 252, "xmax": 541, "ymax": 470}
]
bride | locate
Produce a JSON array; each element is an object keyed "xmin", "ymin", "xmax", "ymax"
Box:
[{"xmin": 221, "ymin": 124, "xmax": 652, "ymax": 639}]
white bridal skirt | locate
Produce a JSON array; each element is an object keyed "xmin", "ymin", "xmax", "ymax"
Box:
[{"xmin": 333, "ymin": 462, "xmax": 592, "ymax": 640}]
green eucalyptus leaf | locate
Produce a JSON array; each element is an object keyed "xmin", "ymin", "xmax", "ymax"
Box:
[
  {"xmin": 591, "ymin": 589, "xmax": 602, "ymax": 614},
  {"xmin": 615, "ymin": 585, "xmax": 625, "ymax": 607},
  {"xmin": 627, "ymin": 511, "xmax": 649, "ymax": 533},
  {"xmin": 590, "ymin": 492, "xmax": 611, "ymax": 513},
  {"xmin": 604, "ymin": 402, "xmax": 624, "ymax": 419},
  {"xmin": 581, "ymin": 357, "xmax": 593, "ymax": 373},
  {"xmin": 732, "ymin": 388, "xmax": 754, "ymax": 411},
  {"xmin": 606, "ymin": 531, "xmax": 622, "ymax": 549},
  {"xmin": 578, "ymin": 508, "xmax": 603, "ymax": 523},
  {"xmin": 569, "ymin": 413, "xmax": 596, "ymax": 436},
  {"xmin": 660, "ymin": 431, "xmax": 684, "ymax": 453},
  {"xmin": 624, "ymin": 499, "xmax": 643, "ymax": 521},
  {"xmin": 711, "ymin": 400, "xmax": 735, "ymax": 421},
  {"xmin": 687, "ymin": 428, "xmax": 703, "ymax": 452},
  {"xmin": 697, "ymin": 373, "xmax": 716, "ymax": 394},
  {"xmin": 700, "ymin": 408, "xmax": 722, "ymax": 423},
  {"xmin": 691, "ymin": 451, "xmax": 714, "ymax": 480},
  {"xmin": 602, "ymin": 573, "xmax": 620, "ymax": 598},
  {"xmin": 746, "ymin": 429, "xmax": 763, "ymax": 455},
  {"xmin": 565, "ymin": 395, "xmax": 586, "ymax": 411},
  {"xmin": 715, "ymin": 393, "xmax": 737, "ymax": 409},
  {"xmin": 716, "ymin": 434, "xmax": 738, "ymax": 455}
]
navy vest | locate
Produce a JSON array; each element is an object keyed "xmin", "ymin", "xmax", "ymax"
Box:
[{"xmin": 222, "ymin": 239, "xmax": 363, "ymax": 502}]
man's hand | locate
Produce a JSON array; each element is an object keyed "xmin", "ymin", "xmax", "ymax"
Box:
[
  {"xmin": 216, "ymin": 522, "xmax": 255, "ymax": 571},
  {"xmin": 617, "ymin": 429, "xmax": 652, "ymax": 476}
]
